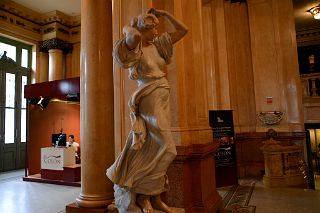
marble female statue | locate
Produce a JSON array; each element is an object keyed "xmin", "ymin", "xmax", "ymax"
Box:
[{"xmin": 106, "ymin": 8, "xmax": 188, "ymax": 213}]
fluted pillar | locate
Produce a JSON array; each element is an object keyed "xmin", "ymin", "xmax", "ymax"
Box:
[
  {"xmin": 75, "ymin": 0, "xmax": 114, "ymax": 209},
  {"xmin": 48, "ymin": 49, "xmax": 63, "ymax": 81},
  {"xmin": 247, "ymin": 0, "xmax": 303, "ymax": 132},
  {"xmin": 39, "ymin": 52, "xmax": 49, "ymax": 82}
]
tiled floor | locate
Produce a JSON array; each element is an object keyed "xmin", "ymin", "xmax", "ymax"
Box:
[
  {"xmin": 249, "ymin": 179, "xmax": 320, "ymax": 213},
  {"xmin": 1, "ymin": 170, "xmax": 320, "ymax": 213},
  {"xmin": 0, "ymin": 169, "xmax": 80, "ymax": 213}
]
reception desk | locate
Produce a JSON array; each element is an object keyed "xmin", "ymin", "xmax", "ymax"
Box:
[
  {"xmin": 41, "ymin": 147, "xmax": 75, "ymax": 170},
  {"xmin": 41, "ymin": 147, "xmax": 76, "ymax": 181}
]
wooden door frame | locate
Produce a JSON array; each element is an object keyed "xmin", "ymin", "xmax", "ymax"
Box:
[{"xmin": 0, "ymin": 36, "xmax": 31, "ymax": 172}]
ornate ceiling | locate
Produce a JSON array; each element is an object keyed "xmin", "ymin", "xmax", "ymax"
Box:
[
  {"xmin": 11, "ymin": 0, "xmax": 80, "ymax": 16},
  {"xmin": 2, "ymin": 0, "xmax": 320, "ymax": 45}
]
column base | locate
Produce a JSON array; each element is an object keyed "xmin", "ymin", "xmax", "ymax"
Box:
[
  {"xmin": 66, "ymin": 203, "xmax": 109, "ymax": 213},
  {"xmin": 75, "ymin": 193, "xmax": 114, "ymax": 208}
]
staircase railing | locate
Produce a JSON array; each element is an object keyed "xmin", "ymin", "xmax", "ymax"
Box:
[{"xmin": 300, "ymin": 73, "xmax": 320, "ymax": 98}]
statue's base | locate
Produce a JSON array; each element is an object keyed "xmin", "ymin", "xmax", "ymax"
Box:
[{"xmin": 107, "ymin": 203, "xmax": 185, "ymax": 213}]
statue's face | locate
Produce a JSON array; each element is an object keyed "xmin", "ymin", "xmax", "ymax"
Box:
[{"xmin": 142, "ymin": 26, "xmax": 158, "ymax": 42}]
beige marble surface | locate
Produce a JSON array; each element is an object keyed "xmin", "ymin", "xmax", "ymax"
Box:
[{"xmin": 76, "ymin": 0, "xmax": 115, "ymax": 208}]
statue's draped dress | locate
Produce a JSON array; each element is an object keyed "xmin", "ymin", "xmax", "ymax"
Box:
[{"xmin": 106, "ymin": 32, "xmax": 177, "ymax": 201}]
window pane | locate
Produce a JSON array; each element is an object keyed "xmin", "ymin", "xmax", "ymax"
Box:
[
  {"xmin": 21, "ymin": 109, "xmax": 26, "ymax": 143},
  {"xmin": 21, "ymin": 76, "xmax": 27, "ymax": 108},
  {"xmin": 5, "ymin": 108, "xmax": 15, "ymax": 144},
  {"xmin": 6, "ymin": 73, "xmax": 15, "ymax": 108},
  {"xmin": 316, "ymin": 129, "xmax": 320, "ymax": 152},
  {"xmin": 0, "ymin": 42, "xmax": 16, "ymax": 61},
  {"xmin": 21, "ymin": 48, "xmax": 28, "ymax": 68},
  {"xmin": 309, "ymin": 129, "xmax": 316, "ymax": 152}
]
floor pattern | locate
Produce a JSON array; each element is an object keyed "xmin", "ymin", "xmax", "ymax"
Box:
[{"xmin": 218, "ymin": 181, "xmax": 256, "ymax": 213}]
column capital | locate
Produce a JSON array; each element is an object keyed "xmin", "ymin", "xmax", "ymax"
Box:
[{"xmin": 39, "ymin": 38, "xmax": 73, "ymax": 54}]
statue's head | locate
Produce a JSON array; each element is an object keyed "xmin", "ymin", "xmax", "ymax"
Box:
[{"xmin": 131, "ymin": 13, "xmax": 159, "ymax": 32}]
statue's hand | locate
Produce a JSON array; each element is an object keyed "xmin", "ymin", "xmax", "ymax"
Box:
[{"xmin": 148, "ymin": 8, "xmax": 166, "ymax": 18}]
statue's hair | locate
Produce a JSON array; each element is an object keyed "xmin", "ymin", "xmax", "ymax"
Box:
[{"xmin": 130, "ymin": 13, "xmax": 159, "ymax": 31}]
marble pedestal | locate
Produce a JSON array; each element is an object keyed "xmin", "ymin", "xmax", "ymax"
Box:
[
  {"xmin": 261, "ymin": 139, "xmax": 306, "ymax": 188},
  {"xmin": 106, "ymin": 203, "xmax": 185, "ymax": 213}
]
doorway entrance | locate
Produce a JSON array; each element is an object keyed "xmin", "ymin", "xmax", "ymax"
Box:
[
  {"xmin": 0, "ymin": 36, "xmax": 31, "ymax": 172},
  {"xmin": 305, "ymin": 123, "xmax": 320, "ymax": 190}
]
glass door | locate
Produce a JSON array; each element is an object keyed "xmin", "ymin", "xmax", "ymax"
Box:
[
  {"xmin": 305, "ymin": 123, "xmax": 320, "ymax": 190},
  {"xmin": 0, "ymin": 36, "xmax": 31, "ymax": 172}
]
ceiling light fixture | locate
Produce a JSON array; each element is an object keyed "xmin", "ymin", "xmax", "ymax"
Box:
[{"xmin": 309, "ymin": 5, "xmax": 320, "ymax": 20}]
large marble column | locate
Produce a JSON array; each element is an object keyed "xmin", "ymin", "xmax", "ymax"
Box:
[
  {"xmin": 68, "ymin": 0, "xmax": 114, "ymax": 211},
  {"xmin": 39, "ymin": 51, "xmax": 49, "ymax": 82},
  {"xmin": 247, "ymin": 0, "xmax": 303, "ymax": 132},
  {"xmin": 48, "ymin": 49, "xmax": 63, "ymax": 81}
]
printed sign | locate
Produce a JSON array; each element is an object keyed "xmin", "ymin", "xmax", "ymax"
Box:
[
  {"xmin": 209, "ymin": 110, "xmax": 236, "ymax": 167},
  {"xmin": 41, "ymin": 147, "xmax": 75, "ymax": 170}
]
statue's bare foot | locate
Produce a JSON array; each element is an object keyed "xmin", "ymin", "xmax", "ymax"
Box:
[
  {"xmin": 151, "ymin": 195, "xmax": 174, "ymax": 213},
  {"xmin": 137, "ymin": 194, "xmax": 155, "ymax": 213}
]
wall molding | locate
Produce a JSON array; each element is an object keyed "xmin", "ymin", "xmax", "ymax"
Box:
[{"xmin": 0, "ymin": 0, "xmax": 80, "ymax": 42}]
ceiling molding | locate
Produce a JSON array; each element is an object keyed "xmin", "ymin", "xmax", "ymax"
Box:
[
  {"xmin": 0, "ymin": 0, "xmax": 80, "ymax": 28},
  {"xmin": 0, "ymin": 0, "xmax": 81, "ymax": 43}
]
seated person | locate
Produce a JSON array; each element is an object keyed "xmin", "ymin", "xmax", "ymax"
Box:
[{"xmin": 66, "ymin": 135, "xmax": 80, "ymax": 163}]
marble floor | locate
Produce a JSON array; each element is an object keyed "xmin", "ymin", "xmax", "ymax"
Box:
[
  {"xmin": 0, "ymin": 169, "xmax": 80, "ymax": 213},
  {"xmin": 243, "ymin": 178, "xmax": 320, "ymax": 213},
  {"xmin": 1, "ymin": 170, "xmax": 320, "ymax": 213}
]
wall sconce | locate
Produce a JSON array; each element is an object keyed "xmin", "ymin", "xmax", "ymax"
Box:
[
  {"xmin": 257, "ymin": 111, "xmax": 284, "ymax": 125},
  {"xmin": 37, "ymin": 96, "xmax": 50, "ymax": 110},
  {"xmin": 308, "ymin": 5, "xmax": 320, "ymax": 19},
  {"xmin": 28, "ymin": 96, "xmax": 50, "ymax": 110}
]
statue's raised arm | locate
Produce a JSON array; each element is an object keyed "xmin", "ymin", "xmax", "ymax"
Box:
[{"xmin": 148, "ymin": 8, "xmax": 188, "ymax": 44}]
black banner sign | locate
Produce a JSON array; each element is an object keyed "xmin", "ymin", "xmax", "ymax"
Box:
[{"xmin": 209, "ymin": 110, "xmax": 236, "ymax": 167}]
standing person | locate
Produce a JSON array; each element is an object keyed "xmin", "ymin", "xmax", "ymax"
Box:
[
  {"xmin": 67, "ymin": 134, "xmax": 80, "ymax": 163},
  {"xmin": 106, "ymin": 8, "xmax": 188, "ymax": 213}
]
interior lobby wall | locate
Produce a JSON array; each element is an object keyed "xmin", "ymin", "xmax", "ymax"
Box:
[{"xmin": 28, "ymin": 102, "xmax": 80, "ymax": 175}]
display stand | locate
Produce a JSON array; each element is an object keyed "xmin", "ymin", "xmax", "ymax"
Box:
[
  {"xmin": 261, "ymin": 139, "xmax": 305, "ymax": 187},
  {"xmin": 209, "ymin": 110, "xmax": 238, "ymax": 187},
  {"xmin": 40, "ymin": 147, "xmax": 75, "ymax": 180}
]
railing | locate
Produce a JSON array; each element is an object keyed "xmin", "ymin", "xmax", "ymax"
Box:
[{"xmin": 300, "ymin": 73, "xmax": 320, "ymax": 97}]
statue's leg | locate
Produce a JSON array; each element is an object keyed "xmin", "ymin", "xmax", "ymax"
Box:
[
  {"xmin": 146, "ymin": 151, "xmax": 175, "ymax": 213},
  {"xmin": 137, "ymin": 194, "xmax": 155, "ymax": 213}
]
